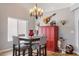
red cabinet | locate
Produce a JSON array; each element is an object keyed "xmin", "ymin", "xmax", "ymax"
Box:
[{"xmin": 38, "ymin": 26, "xmax": 59, "ymax": 52}]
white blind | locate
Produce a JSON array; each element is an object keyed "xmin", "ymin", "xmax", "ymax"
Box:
[
  {"xmin": 18, "ymin": 20, "xmax": 28, "ymax": 37},
  {"xmin": 8, "ymin": 17, "xmax": 17, "ymax": 41},
  {"xmin": 8, "ymin": 17, "xmax": 28, "ymax": 42}
]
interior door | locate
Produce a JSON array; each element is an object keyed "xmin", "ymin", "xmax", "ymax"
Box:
[{"xmin": 74, "ymin": 8, "xmax": 79, "ymax": 53}]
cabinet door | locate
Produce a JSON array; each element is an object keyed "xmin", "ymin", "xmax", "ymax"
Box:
[
  {"xmin": 51, "ymin": 27, "xmax": 58, "ymax": 52},
  {"xmin": 50, "ymin": 27, "xmax": 54, "ymax": 41},
  {"xmin": 47, "ymin": 41, "xmax": 51, "ymax": 51},
  {"xmin": 46, "ymin": 27, "xmax": 50, "ymax": 41},
  {"xmin": 49, "ymin": 27, "xmax": 58, "ymax": 52},
  {"xmin": 50, "ymin": 27, "xmax": 54, "ymax": 51},
  {"xmin": 54, "ymin": 27, "xmax": 58, "ymax": 51}
]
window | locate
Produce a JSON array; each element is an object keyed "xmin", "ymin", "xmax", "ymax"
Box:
[
  {"xmin": 8, "ymin": 17, "xmax": 17, "ymax": 41},
  {"xmin": 18, "ymin": 19, "xmax": 28, "ymax": 37},
  {"xmin": 8, "ymin": 17, "xmax": 28, "ymax": 42}
]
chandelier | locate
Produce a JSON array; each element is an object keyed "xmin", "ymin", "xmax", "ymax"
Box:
[{"xmin": 29, "ymin": 4, "xmax": 43, "ymax": 19}]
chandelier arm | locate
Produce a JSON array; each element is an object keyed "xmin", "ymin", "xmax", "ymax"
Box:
[
  {"xmin": 35, "ymin": 3, "xmax": 38, "ymax": 19},
  {"xmin": 29, "ymin": 3, "xmax": 43, "ymax": 19}
]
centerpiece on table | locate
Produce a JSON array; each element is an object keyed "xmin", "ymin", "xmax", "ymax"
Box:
[{"xmin": 29, "ymin": 30, "xmax": 34, "ymax": 38}]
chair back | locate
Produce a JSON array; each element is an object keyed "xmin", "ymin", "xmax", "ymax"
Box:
[
  {"xmin": 31, "ymin": 37, "xmax": 40, "ymax": 44},
  {"xmin": 13, "ymin": 36, "xmax": 19, "ymax": 45},
  {"xmin": 40, "ymin": 36, "xmax": 47, "ymax": 45}
]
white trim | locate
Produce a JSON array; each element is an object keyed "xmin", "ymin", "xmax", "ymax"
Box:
[
  {"xmin": 70, "ymin": 4, "xmax": 79, "ymax": 11},
  {"xmin": 73, "ymin": 8, "xmax": 79, "ymax": 55},
  {"xmin": 74, "ymin": 51, "xmax": 79, "ymax": 55},
  {"xmin": 0, "ymin": 48, "xmax": 12, "ymax": 54}
]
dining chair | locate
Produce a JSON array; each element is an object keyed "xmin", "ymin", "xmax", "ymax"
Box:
[
  {"xmin": 32, "ymin": 36, "xmax": 47, "ymax": 56},
  {"xmin": 38, "ymin": 36, "xmax": 47, "ymax": 56},
  {"xmin": 30, "ymin": 38, "xmax": 40, "ymax": 56},
  {"xmin": 15, "ymin": 36, "xmax": 40, "ymax": 56},
  {"xmin": 13, "ymin": 36, "xmax": 29, "ymax": 56}
]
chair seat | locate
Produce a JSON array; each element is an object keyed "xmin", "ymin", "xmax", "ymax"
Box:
[
  {"xmin": 32, "ymin": 43, "xmax": 45, "ymax": 50},
  {"xmin": 20, "ymin": 41, "xmax": 29, "ymax": 44},
  {"xmin": 15, "ymin": 44, "xmax": 29, "ymax": 50},
  {"xmin": 40, "ymin": 44, "xmax": 46, "ymax": 49},
  {"xmin": 32, "ymin": 44, "xmax": 38, "ymax": 50}
]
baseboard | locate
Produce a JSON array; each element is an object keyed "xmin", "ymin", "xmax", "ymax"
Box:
[
  {"xmin": 0, "ymin": 48, "xmax": 12, "ymax": 54},
  {"xmin": 73, "ymin": 51, "xmax": 79, "ymax": 55}
]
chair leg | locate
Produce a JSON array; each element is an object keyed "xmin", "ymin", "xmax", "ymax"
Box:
[
  {"xmin": 17, "ymin": 50, "xmax": 20, "ymax": 56},
  {"xmin": 37, "ymin": 49, "xmax": 38, "ymax": 56},
  {"xmin": 43, "ymin": 49, "xmax": 45, "ymax": 56},
  {"xmin": 13, "ymin": 44, "xmax": 15, "ymax": 56},
  {"xmin": 23, "ymin": 50, "xmax": 26, "ymax": 56},
  {"xmin": 45, "ymin": 45, "xmax": 47, "ymax": 56},
  {"xmin": 15, "ymin": 50, "xmax": 17, "ymax": 56},
  {"xmin": 27, "ymin": 49, "xmax": 29, "ymax": 56},
  {"xmin": 18, "ymin": 50, "xmax": 20, "ymax": 56},
  {"xmin": 13, "ymin": 49, "xmax": 15, "ymax": 56},
  {"xmin": 18, "ymin": 44, "xmax": 20, "ymax": 56},
  {"xmin": 39, "ymin": 45, "xmax": 41, "ymax": 56}
]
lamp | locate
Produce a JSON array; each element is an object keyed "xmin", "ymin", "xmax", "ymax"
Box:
[{"xmin": 29, "ymin": 4, "xmax": 43, "ymax": 19}]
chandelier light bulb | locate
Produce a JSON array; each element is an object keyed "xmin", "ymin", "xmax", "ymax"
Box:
[{"xmin": 29, "ymin": 4, "xmax": 43, "ymax": 19}]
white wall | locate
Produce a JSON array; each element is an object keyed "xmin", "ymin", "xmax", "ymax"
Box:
[
  {"xmin": 27, "ymin": 7, "xmax": 76, "ymax": 52},
  {"xmin": 0, "ymin": 4, "xmax": 29, "ymax": 50},
  {"xmin": 70, "ymin": 3, "xmax": 79, "ymax": 54},
  {"xmin": 37, "ymin": 7, "xmax": 75, "ymax": 52},
  {"xmin": 0, "ymin": 4, "xmax": 76, "ymax": 53}
]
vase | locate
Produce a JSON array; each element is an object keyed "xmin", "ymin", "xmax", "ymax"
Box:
[{"xmin": 29, "ymin": 30, "xmax": 34, "ymax": 37}]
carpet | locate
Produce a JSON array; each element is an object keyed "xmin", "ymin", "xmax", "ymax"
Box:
[
  {"xmin": 47, "ymin": 51, "xmax": 78, "ymax": 56},
  {"xmin": 0, "ymin": 50, "xmax": 78, "ymax": 56}
]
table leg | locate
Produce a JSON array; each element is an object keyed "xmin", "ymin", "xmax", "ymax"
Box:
[
  {"xmin": 29, "ymin": 41, "xmax": 32, "ymax": 56},
  {"xmin": 13, "ymin": 44, "xmax": 15, "ymax": 56},
  {"xmin": 18, "ymin": 44, "xmax": 20, "ymax": 56}
]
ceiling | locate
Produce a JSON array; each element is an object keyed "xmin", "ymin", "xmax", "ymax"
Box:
[
  {"xmin": 17, "ymin": 3, "xmax": 74, "ymax": 12},
  {"xmin": 0, "ymin": 3, "xmax": 74, "ymax": 12}
]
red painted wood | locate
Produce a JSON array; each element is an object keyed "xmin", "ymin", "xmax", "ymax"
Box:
[{"xmin": 39, "ymin": 26, "xmax": 59, "ymax": 52}]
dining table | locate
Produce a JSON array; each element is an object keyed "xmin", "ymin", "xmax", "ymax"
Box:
[{"xmin": 18, "ymin": 36, "xmax": 40, "ymax": 56}]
